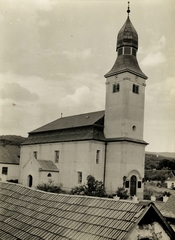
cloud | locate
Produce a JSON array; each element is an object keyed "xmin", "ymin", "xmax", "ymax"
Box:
[
  {"xmin": 38, "ymin": 19, "xmax": 50, "ymax": 27},
  {"xmin": 62, "ymin": 48, "xmax": 92, "ymax": 60},
  {"xmin": 141, "ymin": 51, "xmax": 166, "ymax": 67},
  {"xmin": 0, "ymin": 82, "xmax": 39, "ymax": 102},
  {"xmin": 151, "ymin": 36, "xmax": 166, "ymax": 52},
  {"xmin": 140, "ymin": 36, "xmax": 167, "ymax": 67}
]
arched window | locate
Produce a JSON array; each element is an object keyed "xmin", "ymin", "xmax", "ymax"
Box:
[
  {"xmin": 28, "ymin": 175, "xmax": 33, "ymax": 188},
  {"xmin": 130, "ymin": 175, "xmax": 137, "ymax": 196},
  {"xmin": 47, "ymin": 173, "xmax": 52, "ymax": 177}
]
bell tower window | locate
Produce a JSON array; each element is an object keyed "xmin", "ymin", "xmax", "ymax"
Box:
[
  {"xmin": 124, "ymin": 47, "xmax": 131, "ymax": 55},
  {"xmin": 118, "ymin": 48, "xmax": 123, "ymax": 56},
  {"xmin": 132, "ymin": 84, "xmax": 139, "ymax": 94},
  {"xmin": 113, "ymin": 83, "xmax": 120, "ymax": 93},
  {"xmin": 132, "ymin": 48, "xmax": 137, "ymax": 56}
]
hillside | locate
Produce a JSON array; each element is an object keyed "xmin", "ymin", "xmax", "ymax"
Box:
[
  {"xmin": 146, "ymin": 151, "xmax": 175, "ymax": 159},
  {"xmin": 0, "ymin": 135, "xmax": 26, "ymax": 146},
  {"xmin": 145, "ymin": 152, "xmax": 175, "ymax": 170}
]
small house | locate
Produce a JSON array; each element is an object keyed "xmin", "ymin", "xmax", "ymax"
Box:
[{"xmin": 166, "ymin": 176, "xmax": 175, "ymax": 189}]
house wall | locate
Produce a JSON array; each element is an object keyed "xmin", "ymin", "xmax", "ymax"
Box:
[
  {"xmin": 129, "ymin": 222, "xmax": 170, "ymax": 240},
  {"xmin": 0, "ymin": 163, "xmax": 19, "ymax": 181},
  {"xmin": 20, "ymin": 140, "xmax": 105, "ymax": 191},
  {"xmin": 166, "ymin": 180, "xmax": 175, "ymax": 189},
  {"xmin": 105, "ymin": 141, "xmax": 145, "ymax": 199}
]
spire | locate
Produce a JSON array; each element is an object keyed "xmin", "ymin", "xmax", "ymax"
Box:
[
  {"xmin": 117, "ymin": 15, "xmax": 138, "ymax": 51},
  {"xmin": 127, "ymin": 1, "xmax": 130, "ymax": 16},
  {"xmin": 104, "ymin": 3, "xmax": 147, "ymax": 79}
]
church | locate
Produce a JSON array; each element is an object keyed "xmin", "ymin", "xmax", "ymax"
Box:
[{"xmin": 19, "ymin": 5, "xmax": 148, "ymax": 199}]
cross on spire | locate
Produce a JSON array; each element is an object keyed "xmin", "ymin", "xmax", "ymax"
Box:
[{"xmin": 127, "ymin": 1, "xmax": 130, "ymax": 16}]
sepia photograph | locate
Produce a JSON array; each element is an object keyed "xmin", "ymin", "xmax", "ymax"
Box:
[{"xmin": 0, "ymin": 0, "xmax": 175, "ymax": 239}]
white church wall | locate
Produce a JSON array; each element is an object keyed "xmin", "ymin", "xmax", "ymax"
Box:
[
  {"xmin": 104, "ymin": 72, "xmax": 146, "ymax": 140},
  {"xmin": 105, "ymin": 141, "xmax": 145, "ymax": 198},
  {"xmin": 20, "ymin": 140, "xmax": 105, "ymax": 191}
]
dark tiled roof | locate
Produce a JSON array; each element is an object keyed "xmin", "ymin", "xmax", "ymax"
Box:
[
  {"xmin": 30, "ymin": 110, "xmax": 105, "ymax": 133},
  {"xmin": 0, "ymin": 145, "xmax": 20, "ymax": 164},
  {"xmin": 23, "ymin": 125, "xmax": 106, "ymax": 145},
  {"xmin": 105, "ymin": 55, "xmax": 147, "ymax": 79},
  {"xmin": 0, "ymin": 182, "xmax": 158, "ymax": 240},
  {"xmin": 166, "ymin": 176, "xmax": 175, "ymax": 182},
  {"xmin": 22, "ymin": 111, "xmax": 105, "ymax": 145},
  {"xmin": 160, "ymin": 194, "xmax": 175, "ymax": 219},
  {"xmin": 37, "ymin": 160, "xmax": 59, "ymax": 172}
]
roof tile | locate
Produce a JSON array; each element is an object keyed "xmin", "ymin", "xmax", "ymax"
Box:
[{"xmin": 1, "ymin": 182, "xmax": 173, "ymax": 240}]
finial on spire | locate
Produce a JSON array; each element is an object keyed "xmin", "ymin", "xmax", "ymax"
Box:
[{"xmin": 127, "ymin": 1, "xmax": 130, "ymax": 16}]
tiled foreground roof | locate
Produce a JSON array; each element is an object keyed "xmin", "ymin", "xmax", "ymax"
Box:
[
  {"xmin": 160, "ymin": 194, "xmax": 175, "ymax": 220},
  {"xmin": 0, "ymin": 182, "xmax": 174, "ymax": 240},
  {"xmin": 0, "ymin": 145, "xmax": 20, "ymax": 164}
]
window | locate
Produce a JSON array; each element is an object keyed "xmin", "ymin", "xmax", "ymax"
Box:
[
  {"xmin": 55, "ymin": 150, "xmax": 60, "ymax": 163},
  {"xmin": 2, "ymin": 167, "xmax": 8, "ymax": 175},
  {"xmin": 124, "ymin": 47, "xmax": 131, "ymax": 55},
  {"xmin": 113, "ymin": 83, "xmax": 120, "ymax": 93},
  {"xmin": 130, "ymin": 175, "xmax": 137, "ymax": 196},
  {"xmin": 33, "ymin": 151, "xmax": 37, "ymax": 159},
  {"xmin": 132, "ymin": 126, "xmax": 136, "ymax": 131},
  {"xmin": 78, "ymin": 172, "xmax": 82, "ymax": 184},
  {"xmin": 96, "ymin": 150, "xmax": 100, "ymax": 164},
  {"xmin": 132, "ymin": 48, "xmax": 136, "ymax": 56},
  {"xmin": 138, "ymin": 181, "xmax": 142, "ymax": 188},
  {"xmin": 125, "ymin": 180, "xmax": 129, "ymax": 188},
  {"xmin": 118, "ymin": 48, "xmax": 122, "ymax": 56},
  {"xmin": 47, "ymin": 173, "xmax": 52, "ymax": 177},
  {"xmin": 132, "ymin": 84, "xmax": 139, "ymax": 94}
]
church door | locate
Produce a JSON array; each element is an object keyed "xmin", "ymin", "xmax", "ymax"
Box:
[
  {"xmin": 28, "ymin": 175, "xmax": 33, "ymax": 187},
  {"xmin": 130, "ymin": 175, "xmax": 137, "ymax": 196}
]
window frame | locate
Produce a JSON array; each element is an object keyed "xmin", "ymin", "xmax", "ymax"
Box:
[
  {"xmin": 132, "ymin": 84, "xmax": 139, "ymax": 94},
  {"xmin": 132, "ymin": 48, "xmax": 137, "ymax": 56},
  {"xmin": 2, "ymin": 167, "xmax": 8, "ymax": 175},
  {"xmin": 55, "ymin": 150, "xmax": 60, "ymax": 163},
  {"xmin": 113, "ymin": 83, "xmax": 120, "ymax": 93},
  {"xmin": 77, "ymin": 172, "xmax": 82, "ymax": 184},
  {"xmin": 96, "ymin": 150, "xmax": 100, "ymax": 164},
  {"xmin": 118, "ymin": 48, "xmax": 123, "ymax": 56},
  {"xmin": 33, "ymin": 151, "xmax": 37, "ymax": 159},
  {"xmin": 124, "ymin": 47, "xmax": 131, "ymax": 55}
]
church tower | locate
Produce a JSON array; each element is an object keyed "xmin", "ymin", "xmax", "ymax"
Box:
[{"xmin": 104, "ymin": 3, "xmax": 148, "ymax": 199}]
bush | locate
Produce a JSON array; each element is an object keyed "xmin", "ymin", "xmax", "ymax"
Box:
[
  {"xmin": 71, "ymin": 175, "xmax": 106, "ymax": 197},
  {"xmin": 7, "ymin": 179, "xmax": 18, "ymax": 183},
  {"xmin": 116, "ymin": 187, "xmax": 129, "ymax": 199},
  {"xmin": 163, "ymin": 191, "xmax": 171, "ymax": 197},
  {"xmin": 37, "ymin": 180, "xmax": 63, "ymax": 193}
]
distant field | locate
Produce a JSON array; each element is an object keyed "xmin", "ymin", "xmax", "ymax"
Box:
[
  {"xmin": 146, "ymin": 151, "xmax": 175, "ymax": 159},
  {"xmin": 144, "ymin": 182, "xmax": 175, "ymax": 196}
]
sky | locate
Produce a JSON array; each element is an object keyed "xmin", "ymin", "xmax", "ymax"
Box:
[{"xmin": 0, "ymin": 0, "xmax": 174, "ymax": 152}]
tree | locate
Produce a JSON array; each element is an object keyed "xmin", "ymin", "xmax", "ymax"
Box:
[
  {"xmin": 37, "ymin": 180, "xmax": 63, "ymax": 193},
  {"xmin": 71, "ymin": 175, "xmax": 106, "ymax": 197},
  {"xmin": 116, "ymin": 187, "xmax": 129, "ymax": 199}
]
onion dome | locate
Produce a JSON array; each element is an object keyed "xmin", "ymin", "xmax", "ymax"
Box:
[
  {"xmin": 105, "ymin": 3, "xmax": 147, "ymax": 79},
  {"xmin": 117, "ymin": 16, "xmax": 138, "ymax": 51}
]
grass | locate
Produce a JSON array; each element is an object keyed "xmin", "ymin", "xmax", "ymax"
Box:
[{"xmin": 144, "ymin": 182, "xmax": 175, "ymax": 200}]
